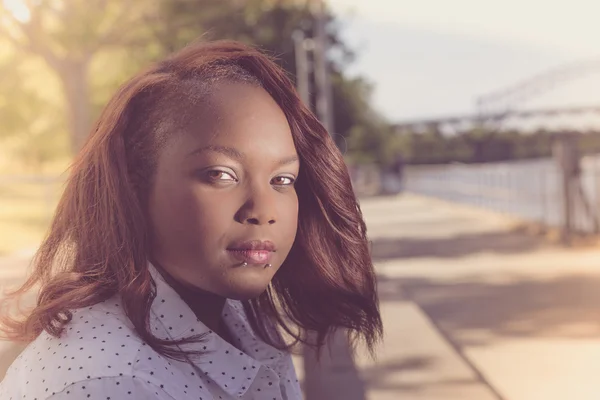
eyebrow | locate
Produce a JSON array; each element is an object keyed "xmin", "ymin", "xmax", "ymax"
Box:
[
  {"xmin": 188, "ymin": 145, "xmax": 299, "ymax": 166},
  {"xmin": 188, "ymin": 145, "xmax": 244, "ymax": 161}
]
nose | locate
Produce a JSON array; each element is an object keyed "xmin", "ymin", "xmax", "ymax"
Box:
[{"xmin": 236, "ymin": 188, "xmax": 277, "ymax": 226}]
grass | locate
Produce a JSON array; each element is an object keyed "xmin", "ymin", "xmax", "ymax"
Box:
[{"xmin": 0, "ymin": 178, "xmax": 63, "ymax": 256}]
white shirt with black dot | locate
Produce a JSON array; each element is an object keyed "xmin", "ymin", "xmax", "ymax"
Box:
[{"xmin": 0, "ymin": 264, "xmax": 303, "ymax": 399}]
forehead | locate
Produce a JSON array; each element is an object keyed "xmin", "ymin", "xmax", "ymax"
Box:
[{"xmin": 162, "ymin": 82, "xmax": 296, "ymax": 157}]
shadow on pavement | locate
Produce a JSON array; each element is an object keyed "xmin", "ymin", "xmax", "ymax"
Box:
[
  {"xmin": 302, "ymin": 330, "xmax": 367, "ymax": 400},
  {"xmin": 371, "ymin": 230, "xmax": 543, "ymax": 260},
  {"xmin": 378, "ymin": 273, "xmax": 600, "ymax": 347},
  {"xmin": 302, "ymin": 338, "xmax": 457, "ymax": 398},
  {"xmin": 360, "ymin": 355, "xmax": 437, "ymax": 391}
]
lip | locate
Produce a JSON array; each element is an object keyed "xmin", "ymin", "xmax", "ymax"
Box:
[
  {"xmin": 228, "ymin": 240, "xmax": 276, "ymax": 252},
  {"xmin": 227, "ymin": 240, "xmax": 276, "ymax": 265}
]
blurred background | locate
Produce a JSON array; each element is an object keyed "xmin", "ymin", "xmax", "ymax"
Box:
[{"xmin": 2, "ymin": 0, "xmax": 600, "ymax": 399}]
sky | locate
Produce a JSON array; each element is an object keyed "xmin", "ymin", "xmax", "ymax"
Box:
[{"xmin": 328, "ymin": 0, "xmax": 600, "ymax": 124}]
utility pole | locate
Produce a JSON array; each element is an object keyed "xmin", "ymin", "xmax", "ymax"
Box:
[
  {"xmin": 553, "ymin": 132, "xmax": 580, "ymax": 245},
  {"xmin": 292, "ymin": 29, "xmax": 311, "ymax": 106},
  {"xmin": 311, "ymin": 0, "xmax": 335, "ymax": 136}
]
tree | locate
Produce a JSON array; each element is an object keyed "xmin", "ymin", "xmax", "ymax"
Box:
[
  {"xmin": 0, "ymin": 0, "xmax": 160, "ymax": 152},
  {"xmin": 0, "ymin": 41, "xmax": 67, "ymax": 169}
]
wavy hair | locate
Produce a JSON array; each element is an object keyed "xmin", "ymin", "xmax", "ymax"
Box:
[{"xmin": 0, "ymin": 40, "xmax": 382, "ymax": 360}]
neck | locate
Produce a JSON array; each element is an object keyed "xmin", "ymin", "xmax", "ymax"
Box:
[{"xmin": 153, "ymin": 264, "xmax": 227, "ymax": 336}]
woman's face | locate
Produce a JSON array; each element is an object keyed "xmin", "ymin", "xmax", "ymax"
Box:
[{"xmin": 148, "ymin": 82, "xmax": 300, "ymax": 300}]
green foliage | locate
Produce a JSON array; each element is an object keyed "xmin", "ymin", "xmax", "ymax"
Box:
[
  {"xmin": 394, "ymin": 127, "xmax": 600, "ymax": 165},
  {"xmin": 0, "ymin": 52, "xmax": 68, "ymax": 170}
]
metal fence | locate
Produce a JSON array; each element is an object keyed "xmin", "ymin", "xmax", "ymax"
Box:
[{"xmin": 403, "ymin": 155, "xmax": 600, "ymax": 235}]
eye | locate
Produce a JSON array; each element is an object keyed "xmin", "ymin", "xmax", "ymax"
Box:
[
  {"xmin": 205, "ymin": 169, "xmax": 238, "ymax": 182},
  {"xmin": 271, "ymin": 175, "xmax": 295, "ymax": 186}
]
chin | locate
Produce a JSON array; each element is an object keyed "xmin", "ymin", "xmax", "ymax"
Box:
[
  {"xmin": 223, "ymin": 282, "xmax": 271, "ymax": 301},
  {"xmin": 218, "ymin": 265, "xmax": 278, "ymax": 300}
]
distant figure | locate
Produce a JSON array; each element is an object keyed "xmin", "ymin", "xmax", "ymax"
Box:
[
  {"xmin": 381, "ymin": 153, "xmax": 405, "ymax": 195},
  {"xmin": 0, "ymin": 40, "xmax": 382, "ymax": 400},
  {"xmin": 391, "ymin": 153, "xmax": 405, "ymax": 181}
]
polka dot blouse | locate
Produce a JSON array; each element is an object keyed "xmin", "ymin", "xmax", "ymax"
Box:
[{"xmin": 0, "ymin": 264, "xmax": 303, "ymax": 399}]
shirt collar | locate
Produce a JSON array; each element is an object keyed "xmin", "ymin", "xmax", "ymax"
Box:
[{"xmin": 146, "ymin": 263, "xmax": 290, "ymax": 396}]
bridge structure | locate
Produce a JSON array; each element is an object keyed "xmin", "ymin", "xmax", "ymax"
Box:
[
  {"xmin": 390, "ymin": 58, "xmax": 600, "ymax": 242},
  {"xmin": 393, "ymin": 58, "xmax": 600, "ymax": 135}
]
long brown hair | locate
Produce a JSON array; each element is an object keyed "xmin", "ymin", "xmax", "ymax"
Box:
[{"xmin": 0, "ymin": 40, "xmax": 382, "ymax": 361}]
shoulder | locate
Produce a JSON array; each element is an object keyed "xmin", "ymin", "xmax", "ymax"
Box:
[
  {"xmin": 0, "ymin": 299, "xmax": 171, "ymax": 400},
  {"xmin": 29, "ymin": 375, "xmax": 176, "ymax": 400}
]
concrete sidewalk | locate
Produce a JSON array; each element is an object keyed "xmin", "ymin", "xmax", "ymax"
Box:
[{"xmin": 358, "ymin": 193, "xmax": 600, "ymax": 400}]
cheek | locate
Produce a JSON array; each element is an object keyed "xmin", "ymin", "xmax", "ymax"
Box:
[
  {"xmin": 182, "ymin": 189, "xmax": 236, "ymax": 239},
  {"xmin": 151, "ymin": 179, "xmax": 232, "ymax": 244},
  {"xmin": 279, "ymin": 194, "xmax": 299, "ymax": 244}
]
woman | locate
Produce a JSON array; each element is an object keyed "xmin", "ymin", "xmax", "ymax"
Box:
[{"xmin": 0, "ymin": 40, "xmax": 382, "ymax": 400}]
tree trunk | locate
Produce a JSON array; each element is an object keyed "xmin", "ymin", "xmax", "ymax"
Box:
[{"xmin": 57, "ymin": 59, "xmax": 92, "ymax": 154}]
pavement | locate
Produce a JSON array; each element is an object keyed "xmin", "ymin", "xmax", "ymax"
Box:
[
  {"xmin": 353, "ymin": 193, "xmax": 600, "ymax": 400},
  {"xmin": 3, "ymin": 193, "xmax": 600, "ymax": 399}
]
